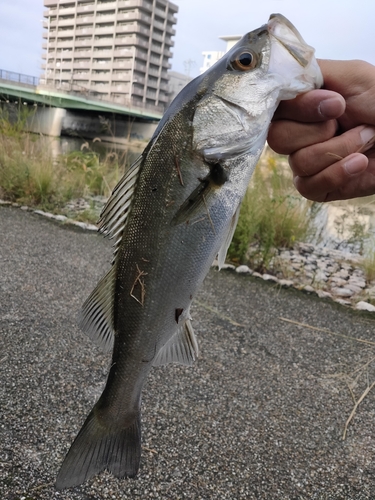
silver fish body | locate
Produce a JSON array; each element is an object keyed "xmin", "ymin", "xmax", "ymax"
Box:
[{"xmin": 56, "ymin": 14, "xmax": 323, "ymax": 489}]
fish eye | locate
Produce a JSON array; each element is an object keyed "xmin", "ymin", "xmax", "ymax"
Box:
[{"xmin": 231, "ymin": 50, "xmax": 258, "ymax": 71}]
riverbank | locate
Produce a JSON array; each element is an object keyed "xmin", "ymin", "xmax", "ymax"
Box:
[{"xmin": 3, "ymin": 199, "xmax": 375, "ymax": 314}]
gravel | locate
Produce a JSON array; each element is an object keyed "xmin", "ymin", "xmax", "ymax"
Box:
[{"xmin": 1, "ymin": 206, "xmax": 375, "ymax": 499}]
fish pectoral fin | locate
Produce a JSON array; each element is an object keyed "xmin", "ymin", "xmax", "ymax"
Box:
[
  {"xmin": 171, "ymin": 162, "xmax": 228, "ymax": 226},
  {"xmin": 217, "ymin": 202, "xmax": 241, "ymax": 269},
  {"xmin": 77, "ymin": 266, "xmax": 116, "ymax": 353},
  {"xmin": 153, "ymin": 318, "xmax": 199, "ymax": 366},
  {"xmin": 171, "ymin": 179, "xmax": 213, "ymax": 226}
]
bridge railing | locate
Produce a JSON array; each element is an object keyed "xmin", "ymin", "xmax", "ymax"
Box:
[
  {"xmin": 1, "ymin": 69, "xmax": 165, "ymax": 116},
  {"xmin": 0, "ymin": 69, "xmax": 39, "ymax": 87}
]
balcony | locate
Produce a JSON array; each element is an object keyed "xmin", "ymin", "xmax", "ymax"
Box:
[
  {"xmin": 91, "ymin": 61, "xmax": 112, "ymax": 70},
  {"xmin": 94, "ymin": 26, "xmax": 115, "ymax": 35},
  {"xmin": 111, "ymin": 83, "xmax": 130, "ymax": 92},
  {"xmin": 116, "ymin": 24, "xmax": 150, "ymax": 37},
  {"xmin": 73, "ymin": 61, "xmax": 91, "ymax": 69},
  {"xmin": 115, "ymin": 35, "xmax": 149, "ymax": 49},
  {"xmin": 93, "ymin": 48, "xmax": 113, "ymax": 57},
  {"xmin": 72, "ymin": 72, "xmax": 91, "ymax": 80},
  {"xmin": 165, "ymin": 25, "xmax": 176, "ymax": 36},
  {"xmin": 57, "ymin": 18, "xmax": 76, "ymax": 27},
  {"xmin": 90, "ymin": 82, "xmax": 111, "ymax": 93},
  {"xmin": 73, "ymin": 49, "xmax": 92, "ymax": 58},
  {"xmin": 148, "ymin": 67, "xmax": 160, "ymax": 77},
  {"xmin": 59, "ymin": 61, "xmax": 74, "ymax": 69},
  {"xmin": 56, "ymin": 40, "xmax": 75, "ymax": 49},
  {"xmin": 93, "ymin": 37, "xmax": 114, "ymax": 47},
  {"xmin": 112, "ymin": 60, "xmax": 132, "ymax": 70},
  {"xmin": 95, "ymin": 13, "xmax": 116, "ymax": 23},
  {"xmin": 75, "ymin": 38, "xmax": 93, "ymax": 47},
  {"xmin": 117, "ymin": 11, "xmax": 151, "ymax": 23},
  {"xmin": 76, "ymin": 4, "xmax": 95, "ymax": 14},
  {"xmin": 75, "ymin": 15, "xmax": 95, "ymax": 25},
  {"xmin": 96, "ymin": 2, "xmax": 117, "ymax": 11},
  {"xmin": 75, "ymin": 27, "xmax": 94, "ymax": 36},
  {"xmin": 152, "ymin": 32, "xmax": 164, "ymax": 43},
  {"xmin": 113, "ymin": 48, "xmax": 133, "ymax": 57},
  {"xmin": 92, "ymin": 70, "xmax": 111, "ymax": 78},
  {"xmin": 57, "ymin": 28, "xmax": 75, "ymax": 38},
  {"xmin": 117, "ymin": 0, "xmax": 152, "ymax": 11},
  {"xmin": 153, "ymin": 20, "xmax": 165, "ymax": 31}
]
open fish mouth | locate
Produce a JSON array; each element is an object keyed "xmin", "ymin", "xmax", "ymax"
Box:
[
  {"xmin": 268, "ymin": 13, "xmax": 316, "ymax": 68},
  {"xmin": 267, "ymin": 13, "xmax": 323, "ymax": 90}
]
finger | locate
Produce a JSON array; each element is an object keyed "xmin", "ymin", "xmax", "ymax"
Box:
[
  {"xmin": 293, "ymin": 153, "xmax": 370, "ymax": 202},
  {"xmin": 289, "ymin": 125, "xmax": 375, "ymax": 177},
  {"xmin": 268, "ymin": 119, "xmax": 337, "ymax": 155},
  {"xmin": 273, "ymin": 89, "xmax": 345, "ymax": 122}
]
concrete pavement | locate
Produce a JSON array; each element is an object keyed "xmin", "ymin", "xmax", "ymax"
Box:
[{"xmin": 1, "ymin": 206, "xmax": 375, "ymax": 499}]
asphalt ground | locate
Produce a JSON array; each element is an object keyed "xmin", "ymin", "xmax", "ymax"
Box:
[{"xmin": 1, "ymin": 206, "xmax": 375, "ymax": 500}]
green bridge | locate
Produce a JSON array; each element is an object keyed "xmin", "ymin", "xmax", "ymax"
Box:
[{"xmin": 0, "ymin": 69, "xmax": 162, "ymax": 139}]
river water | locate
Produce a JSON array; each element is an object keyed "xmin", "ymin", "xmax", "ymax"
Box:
[{"xmin": 46, "ymin": 135, "xmax": 375, "ymax": 254}]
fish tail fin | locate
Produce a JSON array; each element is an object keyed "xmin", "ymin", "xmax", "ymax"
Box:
[{"xmin": 55, "ymin": 408, "xmax": 141, "ymax": 490}]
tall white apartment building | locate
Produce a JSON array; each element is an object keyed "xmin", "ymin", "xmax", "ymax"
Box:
[
  {"xmin": 200, "ymin": 35, "xmax": 242, "ymax": 74},
  {"xmin": 42, "ymin": 0, "xmax": 178, "ymax": 111}
]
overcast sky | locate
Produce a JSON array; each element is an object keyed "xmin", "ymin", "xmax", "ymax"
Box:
[{"xmin": 0, "ymin": 0, "xmax": 374, "ymax": 78}]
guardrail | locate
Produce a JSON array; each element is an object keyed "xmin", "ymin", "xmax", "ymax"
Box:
[
  {"xmin": 0, "ymin": 69, "xmax": 40, "ymax": 87},
  {"xmin": 0, "ymin": 69, "xmax": 166, "ymax": 116}
]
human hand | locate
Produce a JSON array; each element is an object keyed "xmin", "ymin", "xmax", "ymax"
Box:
[{"xmin": 268, "ymin": 59, "xmax": 375, "ymax": 201}]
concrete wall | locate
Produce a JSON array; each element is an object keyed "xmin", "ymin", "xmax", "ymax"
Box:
[
  {"xmin": 61, "ymin": 110, "xmax": 158, "ymax": 141},
  {"xmin": 25, "ymin": 107, "xmax": 66, "ymax": 136}
]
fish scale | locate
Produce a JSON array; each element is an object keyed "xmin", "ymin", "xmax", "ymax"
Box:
[{"xmin": 56, "ymin": 14, "xmax": 323, "ymax": 489}]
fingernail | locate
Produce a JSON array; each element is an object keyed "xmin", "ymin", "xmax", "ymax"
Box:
[
  {"xmin": 360, "ymin": 126, "xmax": 375, "ymax": 147},
  {"xmin": 318, "ymin": 96, "xmax": 345, "ymax": 118},
  {"xmin": 343, "ymin": 154, "xmax": 367, "ymax": 175}
]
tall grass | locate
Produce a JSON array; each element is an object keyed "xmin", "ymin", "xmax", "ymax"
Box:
[
  {"xmin": 228, "ymin": 150, "xmax": 315, "ymax": 271},
  {"xmin": 0, "ymin": 114, "xmax": 127, "ymax": 213}
]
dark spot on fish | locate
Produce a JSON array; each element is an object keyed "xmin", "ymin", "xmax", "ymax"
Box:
[
  {"xmin": 151, "ymin": 186, "xmax": 157, "ymax": 192},
  {"xmin": 208, "ymin": 162, "xmax": 228, "ymax": 186},
  {"xmin": 175, "ymin": 308, "xmax": 184, "ymax": 323},
  {"xmin": 190, "ymin": 295, "xmax": 193, "ymax": 300}
]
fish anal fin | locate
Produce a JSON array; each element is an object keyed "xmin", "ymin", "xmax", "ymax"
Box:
[
  {"xmin": 153, "ymin": 318, "xmax": 199, "ymax": 366},
  {"xmin": 78, "ymin": 266, "xmax": 116, "ymax": 353}
]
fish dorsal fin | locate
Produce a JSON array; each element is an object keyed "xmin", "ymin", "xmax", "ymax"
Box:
[
  {"xmin": 217, "ymin": 202, "xmax": 241, "ymax": 269},
  {"xmin": 77, "ymin": 266, "xmax": 116, "ymax": 352},
  {"xmin": 98, "ymin": 154, "xmax": 143, "ymax": 260},
  {"xmin": 153, "ymin": 317, "xmax": 199, "ymax": 366}
]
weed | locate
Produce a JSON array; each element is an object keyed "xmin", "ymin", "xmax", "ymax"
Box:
[
  {"xmin": 228, "ymin": 150, "xmax": 315, "ymax": 271},
  {"xmin": 361, "ymin": 240, "xmax": 375, "ymax": 283}
]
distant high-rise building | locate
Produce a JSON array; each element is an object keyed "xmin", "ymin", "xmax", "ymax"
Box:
[
  {"xmin": 200, "ymin": 35, "xmax": 242, "ymax": 74},
  {"xmin": 42, "ymin": 0, "xmax": 178, "ymax": 112}
]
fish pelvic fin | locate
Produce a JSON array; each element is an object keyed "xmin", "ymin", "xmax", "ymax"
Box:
[
  {"xmin": 55, "ymin": 408, "xmax": 141, "ymax": 490},
  {"xmin": 217, "ymin": 202, "xmax": 241, "ymax": 269},
  {"xmin": 153, "ymin": 317, "xmax": 199, "ymax": 366}
]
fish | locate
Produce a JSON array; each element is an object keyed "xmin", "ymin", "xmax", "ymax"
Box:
[{"xmin": 55, "ymin": 13, "xmax": 323, "ymax": 489}]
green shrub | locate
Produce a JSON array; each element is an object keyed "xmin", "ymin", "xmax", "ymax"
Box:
[{"xmin": 228, "ymin": 151, "xmax": 314, "ymax": 271}]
